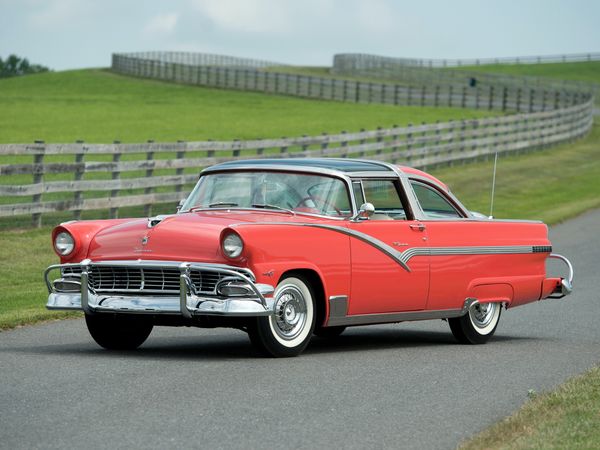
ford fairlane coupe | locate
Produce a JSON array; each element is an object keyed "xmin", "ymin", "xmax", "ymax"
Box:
[{"xmin": 45, "ymin": 158, "xmax": 573, "ymax": 357}]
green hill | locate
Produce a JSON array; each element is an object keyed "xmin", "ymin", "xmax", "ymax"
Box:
[{"xmin": 0, "ymin": 69, "xmax": 495, "ymax": 144}]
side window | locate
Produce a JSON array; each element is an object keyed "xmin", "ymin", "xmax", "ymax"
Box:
[
  {"xmin": 411, "ymin": 181, "xmax": 463, "ymax": 219},
  {"xmin": 352, "ymin": 181, "xmax": 365, "ymax": 206},
  {"xmin": 361, "ymin": 179, "xmax": 407, "ymax": 220}
]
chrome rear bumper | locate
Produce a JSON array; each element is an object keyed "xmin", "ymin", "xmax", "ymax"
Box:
[
  {"xmin": 45, "ymin": 260, "xmax": 275, "ymax": 317},
  {"xmin": 547, "ymin": 253, "xmax": 574, "ymax": 299}
]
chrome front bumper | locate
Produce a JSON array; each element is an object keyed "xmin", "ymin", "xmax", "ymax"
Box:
[{"xmin": 45, "ymin": 260, "xmax": 275, "ymax": 317}]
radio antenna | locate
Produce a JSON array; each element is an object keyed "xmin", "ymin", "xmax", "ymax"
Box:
[{"xmin": 489, "ymin": 152, "xmax": 498, "ymax": 218}]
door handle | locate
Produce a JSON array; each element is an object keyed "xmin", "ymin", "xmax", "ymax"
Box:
[{"xmin": 409, "ymin": 223, "xmax": 426, "ymax": 232}]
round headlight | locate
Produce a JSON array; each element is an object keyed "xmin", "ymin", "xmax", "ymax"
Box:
[
  {"xmin": 222, "ymin": 232, "xmax": 243, "ymax": 258},
  {"xmin": 54, "ymin": 231, "xmax": 75, "ymax": 256}
]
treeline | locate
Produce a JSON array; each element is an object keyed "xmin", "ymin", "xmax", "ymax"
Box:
[{"xmin": 0, "ymin": 54, "xmax": 50, "ymax": 78}]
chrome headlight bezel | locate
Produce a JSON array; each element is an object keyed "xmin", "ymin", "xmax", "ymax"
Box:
[
  {"xmin": 54, "ymin": 231, "xmax": 75, "ymax": 256},
  {"xmin": 222, "ymin": 232, "xmax": 244, "ymax": 259}
]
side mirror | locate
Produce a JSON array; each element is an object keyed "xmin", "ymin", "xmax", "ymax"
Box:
[
  {"xmin": 351, "ymin": 203, "xmax": 375, "ymax": 221},
  {"xmin": 176, "ymin": 199, "xmax": 186, "ymax": 212}
]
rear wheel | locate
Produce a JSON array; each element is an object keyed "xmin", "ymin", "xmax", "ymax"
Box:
[
  {"xmin": 85, "ymin": 314, "xmax": 153, "ymax": 350},
  {"xmin": 248, "ymin": 276, "xmax": 316, "ymax": 357},
  {"xmin": 448, "ymin": 301, "xmax": 501, "ymax": 345}
]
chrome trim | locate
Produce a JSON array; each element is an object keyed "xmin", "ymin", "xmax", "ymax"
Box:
[
  {"xmin": 327, "ymin": 295, "xmax": 348, "ymax": 325},
  {"xmin": 45, "ymin": 260, "xmax": 275, "ymax": 317},
  {"xmin": 328, "ymin": 298, "xmax": 477, "ymax": 327},
  {"xmin": 231, "ymin": 221, "xmax": 546, "ymax": 272},
  {"xmin": 547, "ymin": 253, "xmax": 574, "ymax": 298},
  {"xmin": 187, "ymin": 164, "xmax": 359, "ymax": 217}
]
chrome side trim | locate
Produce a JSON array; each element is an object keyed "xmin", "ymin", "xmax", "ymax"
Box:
[
  {"xmin": 232, "ymin": 221, "xmax": 548, "ymax": 272},
  {"xmin": 399, "ymin": 245, "xmax": 537, "ymax": 265},
  {"xmin": 327, "ymin": 295, "xmax": 348, "ymax": 326},
  {"xmin": 328, "ymin": 298, "xmax": 477, "ymax": 327}
]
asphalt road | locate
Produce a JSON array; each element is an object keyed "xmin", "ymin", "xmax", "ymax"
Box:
[{"xmin": 1, "ymin": 209, "xmax": 599, "ymax": 450}]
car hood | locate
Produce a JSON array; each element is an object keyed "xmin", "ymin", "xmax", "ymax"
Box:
[{"xmin": 86, "ymin": 210, "xmax": 326, "ymax": 263}]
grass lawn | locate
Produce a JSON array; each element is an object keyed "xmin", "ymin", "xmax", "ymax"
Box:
[
  {"xmin": 0, "ymin": 68, "xmax": 494, "ymax": 144},
  {"xmin": 451, "ymin": 61, "xmax": 600, "ymax": 85},
  {"xmin": 460, "ymin": 367, "xmax": 600, "ymax": 450}
]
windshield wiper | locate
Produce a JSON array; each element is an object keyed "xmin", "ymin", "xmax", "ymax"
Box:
[
  {"xmin": 187, "ymin": 202, "xmax": 239, "ymax": 212},
  {"xmin": 208, "ymin": 202, "xmax": 239, "ymax": 208},
  {"xmin": 251, "ymin": 203, "xmax": 295, "ymax": 215}
]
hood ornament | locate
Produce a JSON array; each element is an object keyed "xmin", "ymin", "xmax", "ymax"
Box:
[{"xmin": 141, "ymin": 236, "xmax": 149, "ymax": 245}]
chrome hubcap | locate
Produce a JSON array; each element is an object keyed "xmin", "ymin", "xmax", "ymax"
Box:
[
  {"xmin": 469, "ymin": 302, "xmax": 499, "ymax": 329},
  {"xmin": 273, "ymin": 285, "xmax": 307, "ymax": 340}
]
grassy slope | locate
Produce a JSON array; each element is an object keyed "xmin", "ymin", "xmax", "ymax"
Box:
[
  {"xmin": 452, "ymin": 61, "xmax": 600, "ymax": 85},
  {"xmin": 0, "ymin": 69, "xmax": 494, "ymax": 144},
  {"xmin": 460, "ymin": 367, "xmax": 600, "ymax": 450},
  {"xmin": 430, "ymin": 119, "xmax": 600, "ymax": 224}
]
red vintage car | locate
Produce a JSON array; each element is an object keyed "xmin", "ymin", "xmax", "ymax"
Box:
[{"xmin": 45, "ymin": 159, "xmax": 573, "ymax": 357}]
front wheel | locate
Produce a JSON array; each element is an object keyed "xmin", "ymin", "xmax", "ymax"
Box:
[
  {"xmin": 448, "ymin": 301, "xmax": 501, "ymax": 345},
  {"xmin": 248, "ymin": 276, "xmax": 316, "ymax": 357},
  {"xmin": 85, "ymin": 314, "xmax": 153, "ymax": 350}
]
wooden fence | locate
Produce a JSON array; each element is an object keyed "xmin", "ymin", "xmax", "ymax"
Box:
[
  {"xmin": 334, "ymin": 52, "xmax": 600, "ymax": 68},
  {"xmin": 112, "ymin": 53, "xmax": 589, "ymax": 113},
  {"xmin": 332, "ymin": 53, "xmax": 600, "ymax": 100},
  {"xmin": 1, "ymin": 97, "xmax": 593, "ymax": 226}
]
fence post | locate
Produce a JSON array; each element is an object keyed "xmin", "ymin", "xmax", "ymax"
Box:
[
  {"xmin": 144, "ymin": 140, "xmax": 155, "ymax": 217},
  {"xmin": 358, "ymin": 129, "xmax": 366, "ymax": 157},
  {"xmin": 109, "ymin": 140, "xmax": 121, "ymax": 219},
  {"xmin": 434, "ymin": 86, "xmax": 440, "ymax": 107},
  {"xmin": 488, "ymin": 86, "xmax": 494, "ymax": 110},
  {"xmin": 280, "ymin": 137, "xmax": 288, "ymax": 157},
  {"xmin": 301, "ymin": 135, "xmax": 309, "ymax": 155},
  {"xmin": 407, "ymin": 85, "xmax": 412, "ymax": 106},
  {"xmin": 340, "ymin": 131, "xmax": 348, "ymax": 158},
  {"xmin": 516, "ymin": 88, "xmax": 522, "ymax": 112},
  {"xmin": 461, "ymin": 86, "xmax": 467, "ymax": 108},
  {"xmin": 73, "ymin": 140, "xmax": 85, "ymax": 221},
  {"xmin": 502, "ymin": 86, "xmax": 508, "ymax": 111},
  {"xmin": 175, "ymin": 142, "xmax": 185, "ymax": 197},
  {"xmin": 394, "ymin": 84, "xmax": 399, "ymax": 105},
  {"xmin": 321, "ymin": 133, "xmax": 329, "ymax": 156},
  {"xmin": 391, "ymin": 125, "xmax": 399, "ymax": 162},
  {"xmin": 529, "ymin": 89, "xmax": 535, "ymax": 112},
  {"xmin": 375, "ymin": 127, "xmax": 383, "ymax": 157},
  {"xmin": 448, "ymin": 85, "xmax": 453, "ymax": 107},
  {"xmin": 31, "ymin": 140, "xmax": 45, "ymax": 227},
  {"xmin": 406, "ymin": 123, "xmax": 413, "ymax": 165},
  {"xmin": 421, "ymin": 85, "xmax": 426, "ymax": 107}
]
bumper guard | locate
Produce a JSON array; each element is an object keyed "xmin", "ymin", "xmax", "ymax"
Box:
[{"xmin": 45, "ymin": 260, "xmax": 275, "ymax": 317}]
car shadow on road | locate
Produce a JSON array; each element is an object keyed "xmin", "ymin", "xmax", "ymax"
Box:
[{"xmin": 2, "ymin": 328, "xmax": 544, "ymax": 361}]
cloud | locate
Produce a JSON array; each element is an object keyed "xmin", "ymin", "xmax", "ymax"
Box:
[
  {"xmin": 191, "ymin": 0, "xmax": 292, "ymax": 33},
  {"xmin": 143, "ymin": 12, "xmax": 179, "ymax": 35},
  {"xmin": 28, "ymin": 0, "xmax": 90, "ymax": 28}
]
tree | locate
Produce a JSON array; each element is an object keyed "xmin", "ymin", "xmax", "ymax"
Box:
[{"xmin": 0, "ymin": 54, "xmax": 50, "ymax": 78}]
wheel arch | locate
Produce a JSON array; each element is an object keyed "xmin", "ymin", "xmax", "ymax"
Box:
[{"xmin": 278, "ymin": 268, "xmax": 327, "ymax": 329}]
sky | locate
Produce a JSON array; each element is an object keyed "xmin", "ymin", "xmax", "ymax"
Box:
[{"xmin": 1, "ymin": 0, "xmax": 599, "ymax": 70}]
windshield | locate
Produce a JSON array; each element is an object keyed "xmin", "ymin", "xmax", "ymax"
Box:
[{"xmin": 182, "ymin": 171, "xmax": 352, "ymax": 217}]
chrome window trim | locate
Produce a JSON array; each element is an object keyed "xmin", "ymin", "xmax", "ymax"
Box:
[
  {"xmin": 409, "ymin": 179, "xmax": 466, "ymax": 220},
  {"xmin": 184, "ymin": 165, "xmax": 359, "ymax": 217}
]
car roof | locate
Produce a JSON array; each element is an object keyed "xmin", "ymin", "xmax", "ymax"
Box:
[{"xmin": 211, "ymin": 158, "xmax": 394, "ymax": 173}]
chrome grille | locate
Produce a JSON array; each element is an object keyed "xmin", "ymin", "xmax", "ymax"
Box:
[{"xmin": 87, "ymin": 265, "xmax": 232, "ymax": 295}]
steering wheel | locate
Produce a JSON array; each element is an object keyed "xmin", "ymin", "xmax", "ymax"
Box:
[{"xmin": 295, "ymin": 196, "xmax": 343, "ymax": 216}]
